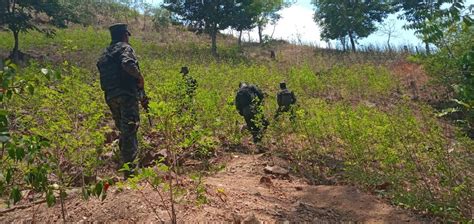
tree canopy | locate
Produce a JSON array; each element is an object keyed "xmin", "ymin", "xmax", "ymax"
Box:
[
  {"xmin": 229, "ymin": 0, "xmax": 260, "ymax": 46},
  {"xmin": 0, "ymin": 0, "xmax": 76, "ymax": 60},
  {"xmin": 394, "ymin": 0, "xmax": 467, "ymax": 53},
  {"xmin": 164, "ymin": 0, "xmax": 250, "ymax": 55},
  {"xmin": 312, "ymin": 0, "xmax": 391, "ymax": 52},
  {"xmin": 253, "ymin": 0, "xmax": 292, "ymax": 44}
]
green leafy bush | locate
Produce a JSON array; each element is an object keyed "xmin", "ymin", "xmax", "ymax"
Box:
[{"xmin": 421, "ymin": 16, "xmax": 474, "ymax": 137}]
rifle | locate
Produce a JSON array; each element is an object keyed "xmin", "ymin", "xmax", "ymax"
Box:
[{"xmin": 138, "ymin": 89, "xmax": 153, "ymax": 127}]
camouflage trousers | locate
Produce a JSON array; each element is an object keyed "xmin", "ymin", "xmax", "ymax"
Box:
[
  {"xmin": 242, "ymin": 106, "xmax": 269, "ymax": 143},
  {"xmin": 106, "ymin": 95, "xmax": 140, "ymax": 166}
]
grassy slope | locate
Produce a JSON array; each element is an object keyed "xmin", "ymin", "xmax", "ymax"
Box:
[{"xmin": 0, "ymin": 26, "xmax": 472, "ymax": 221}]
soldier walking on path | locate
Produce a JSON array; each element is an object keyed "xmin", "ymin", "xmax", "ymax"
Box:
[
  {"xmin": 275, "ymin": 82, "xmax": 297, "ymax": 121},
  {"xmin": 96, "ymin": 23, "xmax": 148, "ymax": 178},
  {"xmin": 235, "ymin": 82, "xmax": 269, "ymax": 144}
]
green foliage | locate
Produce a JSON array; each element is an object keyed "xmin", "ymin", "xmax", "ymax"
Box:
[
  {"xmin": 152, "ymin": 7, "xmax": 173, "ymax": 31},
  {"xmin": 82, "ymin": 179, "xmax": 113, "ymax": 201},
  {"xmin": 394, "ymin": 0, "xmax": 466, "ymax": 50},
  {"xmin": 58, "ymin": 0, "xmax": 145, "ymax": 26},
  {"xmin": 190, "ymin": 172, "xmax": 208, "ymax": 205},
  {"xmin": 288, "ymin": 99, "xmax": 473, "ymax": 221},
  {"xmin": 312, "ymin": 0, "xmax": 391, "ymax": 52},
  {"xmin": 251, "ymin": 0, "xmax": 291, "ymax": 43},
  {"xmin": 423, "ymin": 17, "xmax": 474, "ymax": 136},
  {"xmin": 0, "ymin": 0, "xmax": 77, "ymax": 59},
  {"xmin": 0, "ymin": 62, "xmax": 66, "ymax": 209},
  {"xmin": 118, "ymin": 162, "xmax": 184, "ymax": 222},
  {"xmin": 0, "ymin": 60, "xmax": 107, "ymax": 215},
  {"xmin": 164, "ymin": 0, "xmax": 260, "ymax": 55},
  {"xmin": 229, "ymin": 0, "xmax": 259, "ymax": 34},
  {"xmin": 17, "ymin": 63, "xmax": 107, "ymax": 178},
  {"xmin": 452, "ymin": 34, "xmax": 474, "ymax": 130}
]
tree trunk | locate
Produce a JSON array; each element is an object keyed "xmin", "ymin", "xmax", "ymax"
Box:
[
  {"xmin": 258, "ymin": 25, "xmax": 263, "ymax": 45},
  {"xmin": 348, "ymin": 31, "xmax": 356, "ymax": 52},
  {"xmin": 340, "ymin": 37, "xmax": 346, "ymax": 51},
  {"xmin": 387, "ymin": 34, "xmax": 391, "ymax": 52},
  {"xmin": 270, "ymin": 23, "xmax": 277, "ymax": 39},
  {"xmin": 211, "ymin": 30, "xmax": 217, "ymax": 56},
  {"xmin": 11, "ymin": 30, "xmax": 20, "ymax": 61},
  {"xmin": 238, "ymin": 30, "xmax": 243, "ymax": 48},
  {"xmin": 425, "ymin": 41, "xmax": 430, "ymax": 55}
]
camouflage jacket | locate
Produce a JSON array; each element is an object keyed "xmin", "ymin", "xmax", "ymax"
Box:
[
  {"xmin": 183, "ymin": 74, "xmax": 197, "ymax": 97},
  {"xmin": 97, "ymin": 42, "xmax": 141, "ymax": 101},
  {"xmin": 235, "ymin": 85, "xmax": 264, "ymax": 115}
]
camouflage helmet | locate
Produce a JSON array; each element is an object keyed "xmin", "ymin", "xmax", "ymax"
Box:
[
  {"xmin": 180, "ymin": 66, "xmax": 189, "ymax": 75},
  {"xmin": 109, "ymin": 23, "xmax": 131, "ymax": 41}
]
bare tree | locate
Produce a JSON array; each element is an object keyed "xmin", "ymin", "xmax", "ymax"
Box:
[{"xmin": 378, "ymin": 18, "xmax": 400, "ymax": 52}]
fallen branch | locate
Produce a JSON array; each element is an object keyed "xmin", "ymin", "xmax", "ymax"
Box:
[
  {"xmin": 139, "ymin": 186, "xmax": 164, "ymax": 222},
  {"xmin": 0, "ymin": 199, "xmax": 47, "ymax": 215},
  {"xmin": 0, "ymin": 187, "xmax": 82, "ymax": 215}
]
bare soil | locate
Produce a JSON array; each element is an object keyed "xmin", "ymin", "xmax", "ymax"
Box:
[{"xmin": 0, "ymin": 150, "xmax": 427, "ymax": 223}]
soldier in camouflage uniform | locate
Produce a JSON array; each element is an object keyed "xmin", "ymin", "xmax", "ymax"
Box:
[
  {"xmin": 96, "ymin": 24, "xmax": 147, "ymax": 177},
  {"xmin": 275, "ymin": 82, "xmax": 297, "ymax": 121},
  {"xmin": 235, "ymin": 82, "xmax": 269, "ymax": 143},
  {"xmin": 176, "ymin": 66, "xmax": 197, "ymax": 115},
  {"xmin": 180, "ymin": 66, "xmax": 197, "ymax": 99}
]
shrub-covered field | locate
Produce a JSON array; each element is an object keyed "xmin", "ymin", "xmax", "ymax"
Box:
[{"xmin": 0, "ymin": 27, "xmax": 472, "ymax": 221}]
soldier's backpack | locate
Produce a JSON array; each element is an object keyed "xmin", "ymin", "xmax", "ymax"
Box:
[
  {"xmin": 277, "ymin": 89, "xmax": 295, "ymax": 107},
  {"xmin": 235, "ymin": 87, "xmax": 256, "ymax": 114},
  {"xmin": 97, "ymin": 49, "xmax": 121, "ymax": 92}
]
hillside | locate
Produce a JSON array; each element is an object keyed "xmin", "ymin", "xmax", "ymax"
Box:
[{"xmin": 0, "ymin": 25, "xmax": 472, "ymax": 223}]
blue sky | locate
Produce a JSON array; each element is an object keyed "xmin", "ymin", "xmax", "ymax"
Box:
[{"xmin": 146, "ymin": 0, "xmax": 474, "ymax": 49}]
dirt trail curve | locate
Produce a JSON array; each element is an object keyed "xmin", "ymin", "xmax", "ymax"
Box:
[{"xmin": 0, "ymin": 153, "xmax": 425, "ymax": 223}]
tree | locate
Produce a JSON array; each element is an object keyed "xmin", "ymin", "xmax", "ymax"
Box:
[
  {"xmin": 312, "ymin": 0, "xmax": 391, "ymax": 52},
  {"xmin": 229, "ymin": 0, "xmax": 259, "ymax": 47},
  {"xmin": 152, "ymin": 7, "xmax": 173, "ymax": 31},
  {"xmin": 377, "ymin": 18, "xmax": 400, "ymax": 51},
  {"xmin": 253, "ymin": 0, "xmax": 291, "ymax": 44},
  {"xmin": 394, "ymin": 0, "xmax": 466, "ymax": 54},
  {"xmin": 141, "ymin": 2, "xmax": 154, "ymax": 31},
  {"xmin": 124, "ymin": 0, "xmax": 143, "ymax": 23},
  {"xmin": 0, "ymin": 0, "xmax": 75, "ymax": 61},
  {"xmin": 163, "ymin": 0, "xmax": 240, "ymax": 56},
  {"xmin": 58, "ymin": 0, "xmax": 100, "ymax": 26}
]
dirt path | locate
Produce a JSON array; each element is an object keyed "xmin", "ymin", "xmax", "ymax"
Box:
[{"xmin": 0, "ymin": 153, "xmax": 425, "ymax": 223}]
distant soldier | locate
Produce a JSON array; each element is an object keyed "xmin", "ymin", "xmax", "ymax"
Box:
[
  {"xmin": 180, "ymin": 66, "xmax": 197, "ymax": 99},
  {"xmin": 235, "ymin": 82, "xmax": 269, "ymax": 143},
  {"xmin": 96, "ymin": 23, "xmax": 148, "ymax": 178},
  {"xmin": 275, "ymin": 82, "xmax": 297, "ymax": 121},
  {"xmin": 270, "ymin": 50, "xmax": 276, "ymax": 60},
  {"xmin": 177, "ymin": 66, "xmax": 197, "ymax": 115}
]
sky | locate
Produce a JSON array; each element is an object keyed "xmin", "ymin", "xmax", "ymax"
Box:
[{"xmin": 146, "ymin": 0, "xmax": 474, "ymax": 49}]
